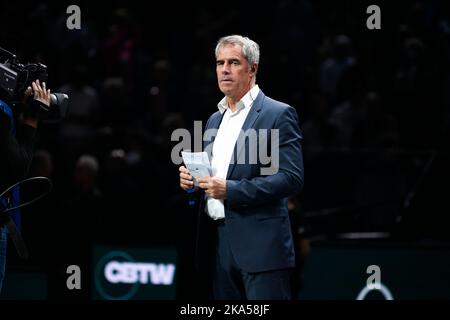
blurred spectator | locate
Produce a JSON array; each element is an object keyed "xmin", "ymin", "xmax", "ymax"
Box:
[
  {"xmin": 352, "ymin": 92, "xmax": 400, "ymax": 148},
  {"xmin": 99, "ymin": 77, "xmax": 128, "ymax": 130},
  {"xmin": 319, "ymin": 34, "xmax": 356, "ymax": 105},
  {"xmin": 100, "ymin": 149, "xmax": 141, "ymax": 242},
  {"xmin": 29, "ymin": 149, "xmax": 53, "ymax": 178},
  {"xmin": 61, "ymin": 154, "xmax": 103, "ymax": 241},
  {"xmin": 302, "ymin": 94, "xmax": 337, "ymax": 150}
]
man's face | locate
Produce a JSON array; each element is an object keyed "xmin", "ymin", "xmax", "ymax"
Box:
[{"xmin": 216, "ymin": 44, "xmax": 254, "ymax": 101}]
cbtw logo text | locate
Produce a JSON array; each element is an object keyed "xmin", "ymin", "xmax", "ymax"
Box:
[{"xmin": 104, "ymin": 260, "xmax": 175, "ymax": 285}]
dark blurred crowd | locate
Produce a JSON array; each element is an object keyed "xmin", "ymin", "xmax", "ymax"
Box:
[{"xmin": 1, "ymin": 0, "xmax": 450, "ymax": 298}]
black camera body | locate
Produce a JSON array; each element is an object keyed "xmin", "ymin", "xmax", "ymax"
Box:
[{"xmin": 0, "ymin": 46, "xmax": 68, "ymax": 122}]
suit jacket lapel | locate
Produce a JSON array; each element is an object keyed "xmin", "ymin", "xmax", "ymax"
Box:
[
  {"xmin": 227, "ymin": 91, "xmax": 265, "ymax": 179},
  {"xmin": 203, "ymin": 111, "xmax": 226, "ymax": 150}
]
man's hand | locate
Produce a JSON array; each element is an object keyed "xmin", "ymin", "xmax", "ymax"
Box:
[
  {"xmin": 198, "ymin": 176, "xmax": 227, "ymax": 199},
  {"xmin": 179, "ymin": 166, "xmax": 198, "ymax": 191}
]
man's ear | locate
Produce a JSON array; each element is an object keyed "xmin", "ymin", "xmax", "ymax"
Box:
[{"xmin": 250, "ymin": 64, "xmax": 257, "ymax": 76}]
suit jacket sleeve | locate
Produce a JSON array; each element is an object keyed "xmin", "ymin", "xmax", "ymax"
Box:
[{"xmin": 226, "ymin": 106, "xmax": 304, "ymax": 209}]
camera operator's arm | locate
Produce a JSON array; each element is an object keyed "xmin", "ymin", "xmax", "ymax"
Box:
[
  {"xmin": 0, "ymin": 80, "xmax": 51, "ymax": 189},
  {"xmin": 0, "ymin": 112, "xmax": 36, "ymax": 189}
]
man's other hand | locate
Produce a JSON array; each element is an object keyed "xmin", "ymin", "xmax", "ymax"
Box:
[{"xmin": 198, "ymin": 176, "xmax": 227, "ymax": 199}]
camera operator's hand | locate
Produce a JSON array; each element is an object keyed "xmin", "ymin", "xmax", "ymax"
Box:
[
  {"xmin": 22, "ymin": 80, "xmax": 51, "ymax": 128},
  {"xmin": 32, "ymin": 80, "xmax": 51, "ymax": 107}
]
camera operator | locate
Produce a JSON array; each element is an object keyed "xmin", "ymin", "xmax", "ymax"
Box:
[{"xmin": 0, "ymin": 79, "xmax": 51, "ymax": 291}]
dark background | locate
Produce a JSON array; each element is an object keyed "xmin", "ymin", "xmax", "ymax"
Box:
[{"xmin": 1, "ymin": 0, "xmax": 450, "ymax": 299}]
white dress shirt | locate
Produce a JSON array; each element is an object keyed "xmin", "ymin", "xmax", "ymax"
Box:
[{"xmin": 206, "ymin": 85, "xmax": 260, "ymax": 220}]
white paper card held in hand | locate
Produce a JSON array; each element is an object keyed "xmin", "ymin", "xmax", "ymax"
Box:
[{"xmin": 181, "ymin": 151, "xmax": 212, "ymax": 186}]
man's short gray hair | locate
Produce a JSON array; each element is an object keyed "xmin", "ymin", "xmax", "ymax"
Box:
[{"xmin": 215, "ymin": 35, "xmax": 260, "ymax": 66}]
